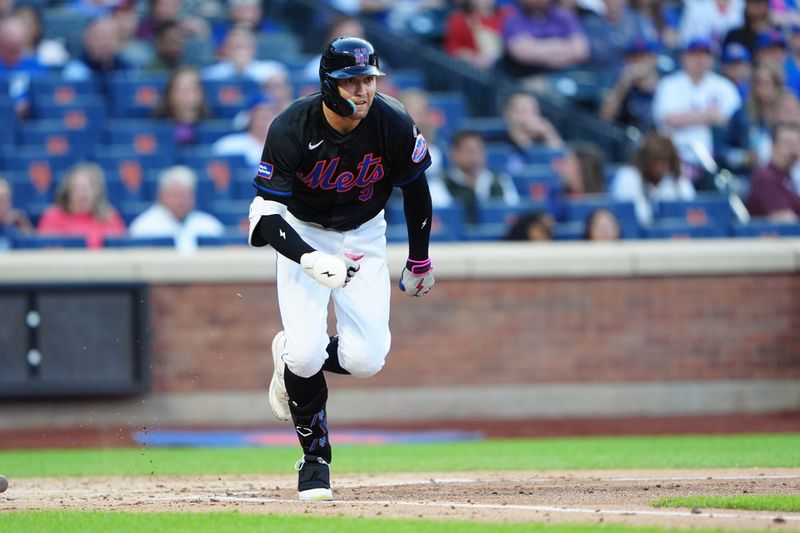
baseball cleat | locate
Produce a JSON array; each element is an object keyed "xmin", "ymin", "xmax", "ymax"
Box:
[
  {"xmin": 269, "ymin": 331, "xmax": 291, "ymax": 421},
  {"xmin": 296, "ymin": 455, "xmax": 333, "ymax": 501}
]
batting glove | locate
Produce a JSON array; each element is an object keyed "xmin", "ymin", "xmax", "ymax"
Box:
[
  {"xmin": 399, "ymin": 258, "xmax": 435, "ymax": 297},
  {"xmin": 300, "ymin": 251, "xmax": 361, "ymax": 289}
]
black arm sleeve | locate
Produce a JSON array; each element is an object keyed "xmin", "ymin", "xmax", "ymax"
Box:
[
  {"xmin": 256, "ymin": 214, "xmax": 315, "ymax": 264},
  {"xmin": 401, "ymin": 173, "xmax": 433, "ymax": 261}
]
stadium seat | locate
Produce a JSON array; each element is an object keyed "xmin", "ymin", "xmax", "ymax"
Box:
[
  {"xmin": 562, "ymin": 196, "xmax": 639, "ymax": 239},
  {"xmin": 731, "ymin": 221, "xmax": 800, "ymax": 238},
  {"xmin": 655, "ymin": 195, "xmax": 732, "ymax": 227},
  {"xmin": 30, "ymin": 78, "xmax": 99, "ymax": 108},
  {"xmin": 210, "ymin": 199, "xmax": 249, "ymax": 233},
  {"xmin": 510, "ymin": 167, "xmax": 561, "ymax": 203},
  {"xmin": 104, "ymin": 236, "xmax": 176, "ymax": 248},
  {"xmin": 0, "ymin": 96, "xmax": 16, "ymax": 146},
  {"xmin": 17, "ymin": 121, "xmax": 92, "ymax": 159},
  {"xmin": 460, "ymin": 117, "xmax": 507, "ymax": 143},
  {"xmin": 12, "ymin": 234, "xmax": 87, "ymax": 249},
  {"xmin": 485, "ymin": 143, "xmax": 513, "ymax": 172},
  {"xmin": 202, "ymin": 80, "xmax": 258, "ymax": 119},
  {"xmin": 385, "ymin": 201, "xmax": 465, "ymax": 241},
  {"xmin": 388, "ymin": 69, "xmax": 425, "ymax": 91},
  {"xmin": 104, "ymin": 120, "xmax": 176, "ymax": 155},
  {"xmin": 197, "ymin": 233, "xmax": 248, "ymax": 247},
  {"xmin": 96, "ymin": 149, "xmax": 171, "ymax": 203},
  {"xmin": 2, "ymin": 148, "xmax": 75, "ymax": 195},
  {"xmin": 256, "ymin": 30, "xmax": 302, "ymax": 63},
  {"xmin": 107, "ymin": 75, "xmax": 167, "ymax": 118},
  {"xmin": 523, "ymin": 146, "xmax": 566, "ymax": 166},
  {"xmin": 428, "ymin": 92, "xmax": 468, "ymax": 141},
  {"xmin": 182, "ymin": 153, "xmax": 251, "ymax": 206},
  {"xmin": 118, "ymin": 201, "xmax": 153, "ymax": 225},
  {"xmin": 30, "ymin": 101, "xmax": 106, "ymax": 144},
  {"xmin": 194, "ymin": 120, "xmax": 237, "ymax": 145},
  {"xmin": 642, "ymin": 219, "xmax": 730, "ymax": 239},
  {"xmin": 554, "ymin": 221, "xmax": 585, "ymax": 241}
]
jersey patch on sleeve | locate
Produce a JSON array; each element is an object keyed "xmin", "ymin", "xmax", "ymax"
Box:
[
  {"xmin": 411, "ymin": 133, "xmax": 428, "ymax": 163},
  {"xmin": 257, "ymin": 161, "xmax": 274, "ymax": 180}
]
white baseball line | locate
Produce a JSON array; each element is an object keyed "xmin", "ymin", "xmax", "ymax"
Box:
[{"xmin": 167, "ymin": 494, "xmax": 800, "ymax": 523}]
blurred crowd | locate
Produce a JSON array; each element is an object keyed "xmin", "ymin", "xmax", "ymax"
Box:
[{"xmin": 1, "ymin": 0, "xmax": 799, "ymax": 250}]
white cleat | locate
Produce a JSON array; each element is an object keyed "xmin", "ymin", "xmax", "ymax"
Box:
[{"xmin": 269, "ymin": 331, "xmax": 291, "ymax": 421}]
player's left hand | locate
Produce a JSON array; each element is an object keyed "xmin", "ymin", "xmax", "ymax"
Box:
[{"xmin": 399, "ymin": 258, "xmax": 435, "ymax": 297}]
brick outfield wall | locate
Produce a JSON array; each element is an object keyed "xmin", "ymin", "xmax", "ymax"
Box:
[{"xmin": 148, "ymin": 274, "xmax": 800, "ymax": 393}]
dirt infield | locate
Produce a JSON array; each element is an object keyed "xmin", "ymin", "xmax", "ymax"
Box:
[{"xmin": 3, "ymin": 468, "xmax": 799, "ymax": 530}]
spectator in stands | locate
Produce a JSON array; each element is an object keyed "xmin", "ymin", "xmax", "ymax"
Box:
[
  {"xmin": 584, "ymin": 208, "xmax": 622, "ymax": 240},
  {"xmin": 599, "ymin": 37, "xmax": 660, "ymax": 133},
  {"xmin": 62, "ymin": 16, "xmax": 133, "ymax": 86},
  {"xmin": 37, "ymin": 163, "xmax": 126, "ymax": 248},
  {"xmin": 144, "ymin": 21, "xmax": 186, "ymax": 72},
  {"xmin": 153, "ymin": 66, "xmax": 210, "ymax": 145},
  {"xmin": 679, "ymin": 0, "xmax": 744, "ymax": 46},
  {"xmin": 504, "ymin": 210, "xmax": 555, "ymax": 240},
  {"xmin": 652, "ymin": 38, "xmax": 741, "ymax": 182},
  {"xmin": 212, "ymin": 93, "xmax": 279, "ymax": 169},
  {"xmin": 12, "ymin": 4, "xmax": 69, "ymax": 67},
  {"xmin": 754, "ymin": 29, "xmax": 800, "ymax": 96},
  {"xmin": 630, "ymin": 0, "xmax": 680, "ymax": 50},
  {"xmin": 444, "ymin": 129, "xmax": 520, "ymax": 223},
  {"xmin": 611, "ymin": 132, "xmax": 696, "ymax": 225},
  {"xmin": 136, "ymin": 0, "xmax": 209, "ymax": 41},
  {"xmin": 501, "ymin": 91, "xmax": 564, "ymax": 173},
  {"xmin": 0, "ymin": 15, "xmax": 44, "ymax": 118},
  {"xmin": 301, "ymin": 15, "xmax": 366, "ymax": 82},
  {"xmin": 580, "ymin": 0, "xmax": 659, "ymax": 76},
  {"xmin": 129, "ymin": 165, "xmax": 224, "ymax": 253},
  {"xmin": 722, "ymin": 0, "xmax": 772, "ymax": 58},
  {"xmin": 769, "ymin": 0, "xmax": 800, "ymax": 27},
  {"xmin": 718, "ymin": 62, "xmax": 787, "ymax": 175},
  {"xmin": 720, "ymin": 42, "xmax": 753, "ymax": 99},
  {"xmin": 746, "ymin": 122, "xmax": 800, "ymax": 220},
  {"xmin": 211, "ymin": 0, "xmax": 276, "ymax": 47},
  {"xmin": 500, "ymin": 0, "xmax": 589, "ymax": 78},
  {"xmin": 112, "ymin": 0, "xmax": 153, "ymax": 68},
  {"xmin": 202, "ymin": 26, "xmax": 288, "ymax": 84},
  {"xmin": 260, "ymin": 68, "xmax": 294, "ymax": 111},
  {"xmin": 0, "ymin": 177, "xmax": 33, "ymax": 250},
  {"xmin": 552, "ymin": 142, "xmax": 606, "ymax": 196},
  {"xmin": 442, "ymin": 0, "xmax": 513, "ymax": 69}
]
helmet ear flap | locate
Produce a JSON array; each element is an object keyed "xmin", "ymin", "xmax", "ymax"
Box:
[{"xmin": 321, "ymin": 77, "xmax": 356, "ymax": 118}]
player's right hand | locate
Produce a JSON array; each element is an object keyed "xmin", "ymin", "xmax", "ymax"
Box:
[{"xmin": 300, "ymin": 251, "xmax": 361, "ymax": 289}]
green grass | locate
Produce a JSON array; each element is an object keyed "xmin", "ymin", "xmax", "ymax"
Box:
[
  {"xmin": 0, "ymin": 511, "xmax": 765, "ymax": 533},
  {"xmin": 1, "ymin": 433, "xmax": 798, "ymax": 478},
  {"xmin": 654, "ymin": 495, "xmax": 800, "ymax": 512}
]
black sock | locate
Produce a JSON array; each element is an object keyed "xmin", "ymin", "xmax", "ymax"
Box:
[
  {"xmin": 285, "ymin": 366, "xmax": 326, "ymax": 407},
  {"xmin": 322, "ymin": 336, "xmax": 350, "ymax": 375},
  {"xmin": 288, "ymin": 384, "xmax": 331, "ymax": 463}
]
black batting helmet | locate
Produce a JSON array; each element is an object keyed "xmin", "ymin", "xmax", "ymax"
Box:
[{"xmin": 320, "ymin": 37, "xmax": 385, "ymax": 117}]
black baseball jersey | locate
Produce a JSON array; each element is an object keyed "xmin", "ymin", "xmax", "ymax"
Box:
[{"xmin": 253, "ymin": 92, "xmax": 432, "ymax": 231}]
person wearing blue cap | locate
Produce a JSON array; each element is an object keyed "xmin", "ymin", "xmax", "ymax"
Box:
[
  {"xmin": 721, "ymin": 42, "xmax": 753, "ymax": 98},
  {"xmin": 600, "ymin": 36, "xmax": 660, "ymax": 133},
  {"xmin": 652, "ymin": 36, "xmax": 741, "ymax": 184},
  {"xmin": 755, "ymin": 28, "xmax": 800, "ymax": 97}
]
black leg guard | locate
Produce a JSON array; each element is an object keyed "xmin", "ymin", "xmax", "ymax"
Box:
[
  {"xmin": 322, "ymin": 336, "xmax": 350, "ymax": 375},
  {"xmin": 289, "ymin": 385, "xmax": 331, "ymax": 463}
]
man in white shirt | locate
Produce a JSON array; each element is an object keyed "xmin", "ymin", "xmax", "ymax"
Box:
[
  {"xmin": 201, "ymin": 26, "xmax": 288, "ymax": 84},
  {"xmin": 652, "ymin": 38, "xmax": 741, "ymax": 179},
  {"xmin": 129, "ymin": 166, "xmax": 225, "ymax": 253}
]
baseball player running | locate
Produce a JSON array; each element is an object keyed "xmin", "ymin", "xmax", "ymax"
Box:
[{"xmin": 248, "ymin": 37, "xmax": 435, "ymax": 501}]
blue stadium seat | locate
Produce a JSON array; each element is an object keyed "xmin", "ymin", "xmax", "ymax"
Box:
[
  {"xmin": 17, "ymin": 121, "xmax": 92, "ymax": 158},
  {"xmin": 460, "ymin": 117, "xmax": 507, "ymax": 142},
  {"xmin": 2, "ymin": 148, "xmax": 75, "ymax": 196},
  {"xmin": 194, "ymin": 120, "xmax": 237, "ymax": 145},
  {"xmin": 107, "ymin": 75, "xmax": 167, "ymax": 118},
  {"xmin": 30, "ymin": 78, "xmax": 99, "ymax": 108},
  {"xmin": 485, "ymin": 143, "xmax": 513, "ymax": 172},
  {"xmin": 95, "ymin": 149, "xmax": 171, "ymax": 203},
  {"xmin": 522, "ymin": 146, "xmax": 566, "ymax": 166},
  {"xmin": 12, "ymin": 234, "xmax": 87, "ymax": 249},
  {"xmin": 210, "ymin": 199, "xmax": 249, "ymax": 232},
  {"xmin": 731, "ymin": 221, "xmax": 800, "ymax": 238},
  {"xmin": 655, "ymin": 195, "xmax": 732, "ymax": 227},
  {"xmin": 388, "ymin": 69, "xmax": 425, "ymax": 91},
  {"xmin": 30, "ymin": 101, "xmax": 106, "ymax": 144},
  {"xmin": 256, "ymin": 30, "xmax": 302, "ymax": 63},
  {"xmin": 182, "ymin": 153, "xmax": 251, "ymax": 207},
  {"xmin": 562, "ymin": 196, "xmax": 639, "ymax": 239},
  {"xmin": 4, "ymin": 171, "xmax": 53, "ymax": 220},
  {"xmin": 386, "ymin": 202, "xmax": 465, "ymax": 241},
  {"xmin": 104, "ymin": 235, "xmax": 176, "ymax": 248},
  {"xmin": 510, "ymin": 167, "xmax": 561, "ymax": 203},
  {"xmin": 0, "ymin": 97, "xmax": 16, "ymax": 146},
  {"xmin": 104, "ymin": 120, "xmax": 176, "ymax": 155},
  {"xmin": 428, "ymin": 92, "xmax": 468, "ymax": 141},
  {"xmin": 462, "ymin": 223, "xmax": 508, "ymax": 241},
  {"xmin": 118, "ymin": 201, "xmax": 153, "ymax": 225},
  {"xmin": 642, "ymin": 219, "xmax": 730, "ymax": 239},
  {"xmin": 554, "ymin": 221, "xmax": 585, "ymax": 240},
  {"xmin": 202, "ymin": 79, "xmax": 257, "ymax": 119},
  {"xmin": 198, "ymin": 233, "xmax": 248, "ymax": 247}
]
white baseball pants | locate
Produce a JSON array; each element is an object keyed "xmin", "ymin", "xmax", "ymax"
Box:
[{"xmin": 276, "ymin": 210, "xmax": 391, "ymax": 379}]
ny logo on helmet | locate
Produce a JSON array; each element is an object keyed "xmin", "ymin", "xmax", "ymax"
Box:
[{"xmin": 353, "ymin": 48, "xmax": 369, "ymax": 67}]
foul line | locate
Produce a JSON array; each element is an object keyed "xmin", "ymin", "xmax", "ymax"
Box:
[{"xmin": 169, "ymin": 494, "xmax": 800, "ymax": 523}]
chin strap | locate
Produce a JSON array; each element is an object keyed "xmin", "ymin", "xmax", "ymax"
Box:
[{"xmin": 321, "ymin": 78, "xmax": 356, "ymax": 118}]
